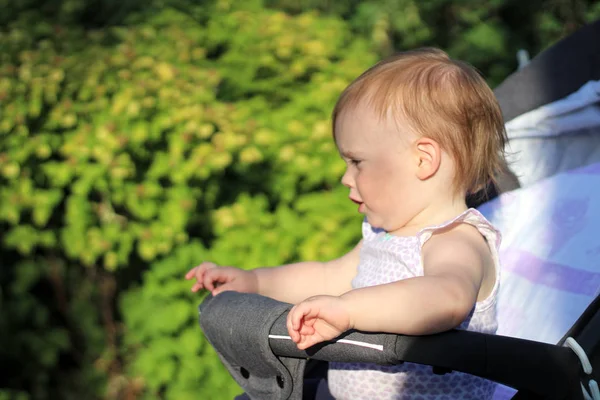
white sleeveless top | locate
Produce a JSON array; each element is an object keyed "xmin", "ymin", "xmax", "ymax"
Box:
[{"xmin": 328, "ymin": 208, "xmax": 502, "ymax": 400}]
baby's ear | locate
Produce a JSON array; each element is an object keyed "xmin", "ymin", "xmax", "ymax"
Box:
[{"xmin": 414, "ymin": 137, "xmax": 441, "ymax": 180}]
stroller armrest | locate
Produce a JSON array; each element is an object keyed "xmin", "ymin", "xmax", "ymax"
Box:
[
  {"xmin": 267, "ymin": 307, "xmax": 583, "ymax": 400},
  {"xmin": 200, "ymin": 291, "xmax": 584, "ymax": 400}
]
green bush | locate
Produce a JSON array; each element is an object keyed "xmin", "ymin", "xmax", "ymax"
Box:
[
  {"xmin": 0, "ymin": 253, "xmax": 107, "ymax": 399},
  {"xmin": 266, "ymin": 0, "xmax": 600, "ymax": 86},
  {"xmin": 1, "ymin": 0, "xmax": 371, "ymax": 397},
  {"xmin": 117, "ymin": 3, "xmax": 371, "ymax": 397}
]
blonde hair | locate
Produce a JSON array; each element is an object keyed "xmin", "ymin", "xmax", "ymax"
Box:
[{"xmin": 332, "ymin": 47, "xmax": 508, "ymax": 194}]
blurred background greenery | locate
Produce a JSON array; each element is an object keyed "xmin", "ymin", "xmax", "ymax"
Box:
[{"xmin": 0, "ymin": 0, "xmax": 599, "ymax": 398}]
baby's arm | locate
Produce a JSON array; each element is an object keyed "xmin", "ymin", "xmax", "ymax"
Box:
[
  {"xmin": 254, "ymin": 239, "xmax": 362, "ymax": 304},
  {"xmin": 288, "ymin": 225, "xmax": 492, "ymax": 348},
  {"xmin": 342, "ymin": 224, "xmax": 489, "ymax": 335},
  {"xmin": 186, "ymin": 240, "xmax": 362, "ymax": 305}
]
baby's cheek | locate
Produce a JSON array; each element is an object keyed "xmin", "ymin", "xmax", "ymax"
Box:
[{"xmin": 356, "ymin": 173, "xmax": 377, "ymax": 197}]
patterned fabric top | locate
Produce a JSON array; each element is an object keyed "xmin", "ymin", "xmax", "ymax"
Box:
[{"xmin": 328, "ymin": 208, "xmax": 502, "ymax": 400}]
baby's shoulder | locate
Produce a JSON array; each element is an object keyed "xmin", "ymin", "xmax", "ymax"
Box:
[
  {"xmin": 423, "ymin": 222, "xmax": 489, "ymax": 255},
  {"xmin": 418, "ymin": 208, "xmax": 501, "ymax": 249}
]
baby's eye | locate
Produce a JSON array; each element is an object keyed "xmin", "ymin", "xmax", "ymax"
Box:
[{"xmin": 350, "ymin": 159, "xmax": 362, "ymax": 166}]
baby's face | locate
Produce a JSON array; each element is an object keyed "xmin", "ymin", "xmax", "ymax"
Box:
[{"xmin": 334, "ymin": 107, "xmax": 424, "ymax": 233}]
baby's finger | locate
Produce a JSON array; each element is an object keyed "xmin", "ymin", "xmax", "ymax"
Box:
[
  {"xmin": 296, "ymin": 303, "xmax": 318, "ymax": 328},
  {"xmin": 203, "ymin": 274, "xmax": 216, "ymax": 292},
  {"xmin": 190, "ymin": 261, "xmax": 217, "ymax": 279},
  {"xmin": 286, "ymin": 308, "xmax": 300, "ymax": 342},
  {"xmin": 203, "ymin": 267, "xmax": 226, "ymax": 291},
  {"xmin": 302, "ymin": 316, "xmax": 317, "ymax": 328},
  {"xmin": 289, "ymin": 304, "xmax": 306, "ymax": 331},
  {"xmin": 299, "ymin": 324, "xmax": 315, "ymax": 335},
  {"xmin": 212, "ymin": 283, "xmax": 234, "ymax": 296},
  {"xmin": 185, "ymin": 266, "xmax": 198, "ymax": 280},
  {"xmin": 190, "ymin": 280, "xmax": 204, "ymax": 292},
  {"xmin": 297, "ymin": 340, "xmax": 308, "ymax": 350},
  {"xmin": 297, "ymin": 335, "xmax": 315, "ymax": 350},
  {"xmin": 296, "ymin": 339, "xmax": 315, "ymax": 350}
]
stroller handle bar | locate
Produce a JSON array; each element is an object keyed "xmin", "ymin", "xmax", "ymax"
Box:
[
  {"xmin": 200, "ymin": 291, "xmax": 596, "ymax": 400},
  {"xmin": 267, "ymin": 312, "xmax": 584, "ymax": 400}
]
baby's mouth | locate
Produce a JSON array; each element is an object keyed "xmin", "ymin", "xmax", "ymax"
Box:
[{"xmin": 349, "ymin": 197, "xmax": 365, "ymax": 213}]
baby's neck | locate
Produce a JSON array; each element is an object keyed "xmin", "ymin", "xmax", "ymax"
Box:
[{"xmin": 389, "ymin": 195, "xmax": 469, "ymax": 237}]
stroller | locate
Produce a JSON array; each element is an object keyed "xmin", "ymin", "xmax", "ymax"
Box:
[{"xmin": 199, "ymin": 20, "xmax": 600, "ymax": 400}]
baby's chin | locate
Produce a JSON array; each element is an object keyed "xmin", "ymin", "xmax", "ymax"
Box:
[
  {"xmin": 364, "ymin": 214, "xmax": 385, "ymax": 228},
  {"xmin": 367, "ymin": 216, "xmax": 402, "ymax": 233}
]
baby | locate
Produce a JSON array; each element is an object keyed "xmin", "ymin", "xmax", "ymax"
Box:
[{"xmin": 186, "ymin": 47, "xmax": 506, "ymax": 399}]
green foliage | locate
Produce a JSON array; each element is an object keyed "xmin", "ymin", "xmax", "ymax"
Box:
[
  {"xmin": 0, "ymin": 391, "xmax": 29, "ymax": 400},
  {"xmin": 0, "ymin": 255, "xmax": 107, "ymax": 399},
  {"xmin": 120, "ymin": 243, "xmax": 242, "ymax": 399},
  {"xmin": 0, "ymin": 0, "xmax": 150, "ymax": 27},
  {"xmin": 0, "ymin": 0, "xmax": 371, "ymax": 270},
  {"xmin": 118, "ymin": 3, "xmax": 366, "ymax": 397},
  {"xmin": 3, "ymin": 8, "xmax": 206, "ymax": 269},
  {"xmin": 266, "ymin": 0, "xmax": 600, "ymax": 86},
  {"xmin": 1, "ymin": 0, "xmax": 368, "ymax": 397}
]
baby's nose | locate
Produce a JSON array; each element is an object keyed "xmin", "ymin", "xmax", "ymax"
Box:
[{"xmin": 341, "ymin": 170, "xmax": 353, "ymax": 188}]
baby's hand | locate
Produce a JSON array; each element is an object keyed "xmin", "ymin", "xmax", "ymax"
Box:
[
  {"xmin": 286, "ymin": 295, "xmax": 352, "ymax": 350},
  {"xmin": 185, "ymin": 262, "xmax": 258, "ymax": 296}
]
